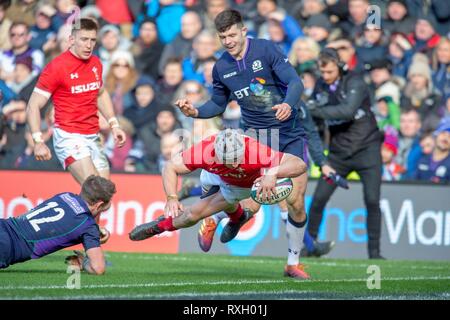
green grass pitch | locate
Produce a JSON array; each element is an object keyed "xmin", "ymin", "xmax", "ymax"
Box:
[{"xmin": 1, "ymin": 252, "xmax": 449, "ymax": 300}]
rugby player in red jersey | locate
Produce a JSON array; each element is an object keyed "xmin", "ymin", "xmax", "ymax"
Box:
[
  {"xmin": 26, "ymin": 18, "xmax": 126, "ymax": 243},
  {"xmin": 129, "ymin": 129, "xmax": 311, "ymax": 279}
]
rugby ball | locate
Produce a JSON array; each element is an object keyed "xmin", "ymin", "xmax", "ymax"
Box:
[{"xmin": 250, "ymin": 178, "xmax": 293, "ymax": 205}]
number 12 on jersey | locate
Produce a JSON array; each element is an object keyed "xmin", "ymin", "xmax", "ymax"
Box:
[{"xmin": 26, "ymin": 201, "xmax": 66, "ymax": 232}]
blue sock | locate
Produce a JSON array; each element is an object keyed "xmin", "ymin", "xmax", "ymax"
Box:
[
  {"xmin": 303, "ymin": 229, "xmax": 315, "ymax": 252},
  {"xmin": 189, "ymin": 186, "xmax": 203, "ymax": 197}
]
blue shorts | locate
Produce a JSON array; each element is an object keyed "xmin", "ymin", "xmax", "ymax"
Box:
[
  {"xmin": 280, "ymin": 134, "xmax": 308, "ymax": 164},
  {"xmin": 245, "ymin": 127, "xmax": 308, "ymax": 163},
  {"xmin": 0, "ymin": 220, "xmax": 13, "ymax": 269}
]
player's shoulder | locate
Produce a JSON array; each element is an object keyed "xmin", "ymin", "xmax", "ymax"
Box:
[
  {"xmin": 251, "ymin": 38, "xmax": 276, "ymax": 52},
  {"xmin": 89, "ymin": 54, "xmax": 102, "ymax": 65},
  {"xmin": 53, "ymin": 192, "xmax": 90, "ymax": 214}
]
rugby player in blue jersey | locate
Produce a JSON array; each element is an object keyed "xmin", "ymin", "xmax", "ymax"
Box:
[
  {"xmin": 176, "ymin": 9, "xmax": 320, "ymax": 278},
  {"xmin": 0, "ymin": 175, "xmax": 115, "ymax": 275}
]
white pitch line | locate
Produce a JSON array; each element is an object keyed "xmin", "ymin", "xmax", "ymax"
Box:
[
  {"xmin": 116, "ymin": 254, "xmax": 450, "ymax": 270},
  {"xmin": 1, "ymin": 276, "xmax": 450, "ymax": 291},
  {"xmin": 2, "ymin": 290, "xmax": 450, "ymax": 300}
]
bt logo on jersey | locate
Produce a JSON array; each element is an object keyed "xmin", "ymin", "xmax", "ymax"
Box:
[
  {"xmin": 234, "ymin": 87, "xmax": 250, "ymax": 99},
  {"xmin": 71, "ymin": 81, "xmax": 101, "ymax": 94}
]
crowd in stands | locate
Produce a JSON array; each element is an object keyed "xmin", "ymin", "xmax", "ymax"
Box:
[{"xmin": 0, "ymin": 0, "xmax": 449, "ymax": 183}]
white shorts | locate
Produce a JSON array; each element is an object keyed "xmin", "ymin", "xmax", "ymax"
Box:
[
  {"xmin": 53, "ymin": 127, "xmax": 109, "ymax": 171},
  {"xmin": 200, "ymin": 170, "xmax": 251, "ymax": 204}
]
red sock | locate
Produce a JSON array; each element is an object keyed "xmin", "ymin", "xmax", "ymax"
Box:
[
  {"xmin": 226, "ymin": 205, "xmax": 244, "ymax": 223},
  {"xmin": 157, "ymin": 216, "xmax": 177, "ymax": 231}
]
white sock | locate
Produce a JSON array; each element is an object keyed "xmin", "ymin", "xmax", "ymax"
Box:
[
  {"xmin": 286, "ymin": 217, "xmax": 306, "ymax": 266},
  {"xmin": 212, "ymin": 211, "xmax": 228, "ymax": 223},
  {"xmin": 280, "ymin": 210, "xmax": 288, "ymax": 221}
]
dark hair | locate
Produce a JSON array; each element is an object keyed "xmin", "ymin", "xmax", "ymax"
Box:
[
  {"xmin": 318, "ymin": 48, "xmax": 341, "ymax": 68},
  {"xmin": 72, "ymin": 18, "xmax": 99, "ymax": 35},
  {"xmin": 0, "ymin": 0, "xmax": 11, "ymax": 11},
  {"xmin": 80, "ymin": 175, "xmax": 116, "ymax": 205},
  {"xmin": 214, "ymin": 9, "xmax": 244, "ymax": 33}
]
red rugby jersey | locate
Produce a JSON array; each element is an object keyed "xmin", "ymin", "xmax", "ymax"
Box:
[
  {"xmin": 35, "ymin": 50, "xmax": 103, "ymax": 134},
  {"xmin": 182, "ymin": 135, "xmax": 283, "ymax": 188}
]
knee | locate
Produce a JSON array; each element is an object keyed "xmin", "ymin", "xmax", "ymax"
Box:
[{"xmin": 287, "ymin": 198, "xmax": 306, "ymax": 219}]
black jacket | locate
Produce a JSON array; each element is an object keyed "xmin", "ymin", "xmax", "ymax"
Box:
[{"xmin": 309, "ymin": 71, "xmax": 382, "ymax": 158}]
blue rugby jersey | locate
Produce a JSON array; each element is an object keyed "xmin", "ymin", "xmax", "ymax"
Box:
[
  {"xmin": 2, "ymin": 192, "xmax": 100, "ymax": 266},
  {"xmin": 197, "ymin": 38, "xmax": 305, "ymax": 135}
]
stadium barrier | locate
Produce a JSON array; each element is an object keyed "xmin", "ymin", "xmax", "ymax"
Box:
[{"xmin": 0, "ymin": 170, "xmax": 449, "ymax": 260}]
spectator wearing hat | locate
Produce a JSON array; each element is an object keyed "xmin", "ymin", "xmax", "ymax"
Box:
[
  {"xmin": 158, "ymin": 11, "xmax": 202, "ymax": 76},
  {"xmin": 29, "ymin": 4, "xmax": 57, "ymax": 53},
  {"xmin": 407, "ymin": 13, "xmax": 441, "ymax": 59},
  {"xmin": 0, "ymin": 0, "xmax": 12, "ymax": 51},
  {"xmin": 367, "ymin": 58, "xmax": 402, "ymax": 106},
  {"xmin": 290, "ymin": 0, "xmax": 327, "ymax": 28},
  {"xmin": 381, "ymin": 126, "xmax": 404, "ymax": 181},
  {"xmin": 123, "ymin": 75, "xmax": 162, "ymax": 132},
  {"xmin": 131, "ymin": 18, "xmax": 164, "ymax": 81},
  {"xmin": 431, "ymin": 37, "xmax": 450, "ymax": 98},
  {"xmin": 104, "ymin": 51, "xmax": 138, "ymax": 116},
  {"xmin": 388, "ymin": 32, "xmax": 414, "ymax": 79},
  {"xmin": 0, "ymin": 21, "xmax": 44, "ymax": 82},
  {"xmin": 384, "ymin": 0, "xmax": 416, "ymax": 35},
  {"xmin": 413, "ymin": 117, "xmax": 450, "ymax": 183},
  {"xmin": 401, "ymin": 53, "xmax": 442, "ymax": 129},
  {"xmin": 355, "ymin": 23, "xmax": 389, "ymax": 71},
  {"xmin": 339, "ymin": 0, "xmax": 369, "ymax": 40},
  {"xmin": 8, "ymin": 55, "xmax": 34, "ymax": 94},
  {"xmin": 305, "ymin": 13, "xmax": 332, "ymax": 49},
  {"xmin": 97, "ymin": 24, "xmax": 132, "ymax": 78}
]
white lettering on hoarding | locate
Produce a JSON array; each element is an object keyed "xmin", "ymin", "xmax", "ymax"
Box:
[
  {"xmin": 382, "ymin": 199, "xmax": 416, "ymax": 244},
  {"xmin": 381, "ymin": 199, "xmax": 450, "ymax": 246}
]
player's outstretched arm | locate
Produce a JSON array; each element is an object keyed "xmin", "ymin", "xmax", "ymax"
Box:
[
  {"xmin": 26, "ymin": 91, "xmax": 52, "ymax": 161},
  {"xmin": 175, "ymin": 99, "xmax": 198, "ymax": 118},
  {"xmin": 162, "ymin": 153, "xmax": 192, "ymax": 217}
]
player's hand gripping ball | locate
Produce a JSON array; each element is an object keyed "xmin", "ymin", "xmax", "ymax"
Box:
[
  {"xmin": 251, "ymin": 178, "xmax": 293, "ymax": 205},
  {"xmin": 99, "ymin": 227, "xmax": 110, "ymax": 244}
]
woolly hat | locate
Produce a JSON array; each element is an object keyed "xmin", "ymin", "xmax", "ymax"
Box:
[
  {"xmin": 383, "ymin": 126, "xmax": 399, "ymax": 155},
  {"xmin": 110, "ymin": 50, "xmax": 135, "ymax": 68},
  {"xmin": 434, "ymin": 117, "xmax": 450, "ymax": 136},
  {"xmin": 15, "ymin": 55, "xmax": 33, "ymax": 71},
  {"xmin": 407, "ymin": 53, "xmax": 432, "ymax": 84}
]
